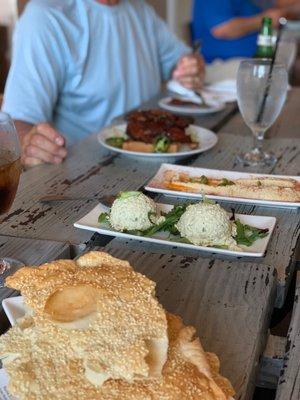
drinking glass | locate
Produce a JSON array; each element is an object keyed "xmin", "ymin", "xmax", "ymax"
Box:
[
  {"xmin": 236, "ymin": 59, "xmax": 288, "ymax": 166},
  {"xmin": 0, "ymin": 111, "xmax": 24, "ymax": 287}
]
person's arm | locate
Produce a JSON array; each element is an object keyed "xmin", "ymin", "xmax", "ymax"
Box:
[
  {"xmin": 212, "ymin": 8, "xmax": 284, "ymax": 39},
  {"xmin": 2, "ymin": 3, "xmax": 67, "ymax": 167}
]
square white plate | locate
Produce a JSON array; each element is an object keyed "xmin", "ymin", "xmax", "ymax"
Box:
[
  {"xmin": 145, "ymin": 163, "xmax": 300, "ymax": 208},
  {"xmin": 74, "ymin": 203, "xmax": 276, "ymax": 258}
]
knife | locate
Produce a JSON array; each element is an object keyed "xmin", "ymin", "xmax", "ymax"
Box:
[{"xmin": 39, "ymin": 194, "xmax": 116, "ymax": 208}]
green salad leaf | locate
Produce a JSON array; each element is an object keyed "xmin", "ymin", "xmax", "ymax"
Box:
[
  {"xmin": 234, "ymin": 219, "xmax": 269, "ymax": 246},
  {"xmin": 106, "ymin": 137, "xmax": 125, "ymax": 148}
]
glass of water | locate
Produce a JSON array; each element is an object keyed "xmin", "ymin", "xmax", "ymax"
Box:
[{"xmin": 236, "ymin": 59, "xmax": 288, "ymax": 166}]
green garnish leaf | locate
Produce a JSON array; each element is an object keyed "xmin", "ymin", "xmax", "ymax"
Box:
[
  {"xmin": 257, "ymin": 180, "xmax": 262, "ymax": 187},
  {"xmin": 212, "ymin": 244, "xmax": 229, "ymax": 249},
  {"xmin": 190, "ymin": 175, "xmax": 209, "ymax": 184},
  {"xmin": 234, "ymin": 219, "xmax": 269, "ymax": 246},
  {"xmin": 117, "ymin": 191, "xmax": 141, "ymax": 200},
  {"xmin": 106, "ymin": 137, "xmax": 126, "ymax": 148},
  {"xmin": 218, "ymin": 178, "xmax": 235, "ymax": 186},
  {"xmin": 154, "ymin": 135, "xmax": 171, "ymax": 153},
  {"xmin": 168, "ymin": 236, "xmax": 193, "ymax": 244},
  {"xmin": 98, "ymin": 212, "xmax": 109, "ymax": 223},
  {"xmin": 141, "ymin": 203, "xmax": 189, "ymax": 237}
]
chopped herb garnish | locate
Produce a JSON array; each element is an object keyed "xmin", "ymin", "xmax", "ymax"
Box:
[
  {"xmin": 190, "ymin": 175, "xmax": 209, "ymax": 184},
  {"xmin": 106, "ymin": 137, "xmax": 125, "ymax": 148},
  {"xmin": 234, "ymin": 219, "xmax": 269, "ymax": 246},
  {"xmin": 218, "ymin": 178, "xmax": 235, "ymax": 186},
  {"xmin": 154, "ymin": 135, "xmax": 171, "ymax": 153},
  {"xmin": 169, "ymin": 236, "xmax": 193, "ymax": 244},
  {"xmin": 117, "ymin": 191, "xmax": 141, "ymax": 200},
  {"xmin": 98, "ymin": 212, "xmax": 109, "ymax": 223}
]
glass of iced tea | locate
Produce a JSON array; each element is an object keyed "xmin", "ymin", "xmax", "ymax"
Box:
[{"xmin": 0, "ymin": 111, "xmax": 24, "ymax": 287}]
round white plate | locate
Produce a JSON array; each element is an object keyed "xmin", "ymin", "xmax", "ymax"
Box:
[
  {"xmin": 98, "ymin": 123, "xmax": 218, "ymax": 160},
  {"xmin": 158, "ymin": 96, "xmax": 225, "ymax": 115}
]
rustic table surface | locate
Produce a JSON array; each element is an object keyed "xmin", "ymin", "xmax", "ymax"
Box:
[{"xmin": 0, "ymin": 88, "xmax": 299, "ymax": 400}]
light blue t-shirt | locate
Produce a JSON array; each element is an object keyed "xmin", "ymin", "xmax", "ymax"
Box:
[{"xmin": 3, "ymin": 0, "xmax": 189, "ymax": 144}]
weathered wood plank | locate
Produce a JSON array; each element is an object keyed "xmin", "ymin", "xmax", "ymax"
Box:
[
  {"xmin": 0, "ymin": 236, "xmax": 70, "ymax": 333},
  {"xmin": 276, "ymin": 272, "xmax": 300, "ymax": 400},
  {"xmin": 220, "ymin": 88, "xmax": 300, "ymax": 139},
  {"xmin": 83, "ymin": 240, "xmax": 277, "ymax": 400},
  {"xmin": 0, "ymin": 133, "xmax": 298, "ymax": 307}
]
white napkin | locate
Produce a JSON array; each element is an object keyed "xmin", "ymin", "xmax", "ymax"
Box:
[{"xmin": 167, "ymin": 79, "xmax": 237, "ymax": 104}]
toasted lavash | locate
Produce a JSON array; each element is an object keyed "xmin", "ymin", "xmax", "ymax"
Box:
[
  {"xmin": 0, "ymin": 313, "xmax": 234, "ymax": 400},
  {"xmin": 5, "ymin": 252, "xmax": 169, "ymax": 383},
  {"xmin": 1, "ymin": 251, "xmax": 235, "ymax": 399}
]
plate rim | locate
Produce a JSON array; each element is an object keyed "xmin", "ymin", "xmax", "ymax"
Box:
[
  {"xmin": 158, "ymin": 96, "xmax": 226, "ymax": 115},
  {"xmin": 97, "ymin": 123, "xmax": 218, "ymax": 158}
]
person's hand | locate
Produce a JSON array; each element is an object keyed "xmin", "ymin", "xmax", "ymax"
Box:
[
  {"xmin": 21, "ymin": 123, "xmax": 67, "ymax": 167},
  {"xmin": 263, "ymin": 8, "xmax": 286, "ymax": 27},
  {"xmin": 172, "ymin": 53, "xmax": 205, "ymax": 90}
]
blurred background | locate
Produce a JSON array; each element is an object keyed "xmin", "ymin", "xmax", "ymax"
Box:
[{"xmin": 1, "ymin": 0, "xmax": 300, "ymax": 95}]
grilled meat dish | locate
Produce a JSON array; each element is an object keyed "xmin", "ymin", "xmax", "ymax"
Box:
[{"xmin": 126, "ymin": 109, "xmax": 194, "ymax": 143}]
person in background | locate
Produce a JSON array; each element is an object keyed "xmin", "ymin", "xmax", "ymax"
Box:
[
  {"xmin": 191, "ymin": 0, "xmax": 296, "ymax": 63},
  {"xmin": 2, "ymin": 0, "xmax": 205, "ymax": 168}
]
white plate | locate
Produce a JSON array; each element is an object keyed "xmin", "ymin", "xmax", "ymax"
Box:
[
  {"xmin": 98, "ymin": 123, "xmax": 218, "ymax": 160},
  {"xmin": 145, "ymin": 163, "xmax": 300, "ymax": 209},
  {"xmin": 158, "ymin": 96, "xmax": 225, "ymax": 115},
  {"xmin": 74, "ymin": 203, "xmax": 276, "ymax": 258},
  {"xmin": 2, "ymin": 296, "xmax": 25, "ymax": 326}
]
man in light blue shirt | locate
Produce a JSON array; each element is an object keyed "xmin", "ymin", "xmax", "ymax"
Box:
[{"xmin": 2, "ymin": 0, "xmax": 205, "ymax": 167}]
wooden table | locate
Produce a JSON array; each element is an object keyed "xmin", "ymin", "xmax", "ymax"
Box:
[{"xmin": 0, "ymin": 89, "xmax": 299, "ymax": 400}]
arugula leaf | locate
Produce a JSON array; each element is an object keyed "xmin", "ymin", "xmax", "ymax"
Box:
[
  {"xmin": 98, "ymin": 212, "xmax": 109, "ymax": 223},
  {"xmin": 234, "ymin": 219, "xmax": 269, "ymax": 246},
  {"xmin": 136, "ymin": 203, "xmax": 189, "ymax": 237},
  {"xmin": 106, "ymin": 137, "xmax": 125, "ymax": 148},
  {"xmin": 212, "ymin": 244, "xmax": 229, "ymax": 249},
  {"xmin": 168, "ymin": 236, "xmax": 193, "ymax": 244}
]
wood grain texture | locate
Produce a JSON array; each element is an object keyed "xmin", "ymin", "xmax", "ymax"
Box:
[
  {"xmin": 220, "ymin": 88, "xmax": 300, "ymax": 139},
  {"xmin": 0, "ymin": 236, "xmax": 70, "ymax": 333},
  {"xmin": 276, "ymin": 272, "xmax": 300, "ymax": 400},
  {"xmin": 83, "ymin": 240, "xmax": 277, "ymax": 400},
  {"xmin": 0, "ymin": 132, "xmax": 298, "ymax": 307}
]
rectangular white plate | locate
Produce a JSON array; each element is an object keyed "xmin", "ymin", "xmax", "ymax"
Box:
[
  {"xmin": 2, "ymin": 296, "xmax": 25, "ymax": 326},
  {"xmin": 74, "ymin": 203, "xmax": 276, "ymax": 258},
  {"xmin": 145, "ymin": 163, "xmax": 300, "ymax": 208}
]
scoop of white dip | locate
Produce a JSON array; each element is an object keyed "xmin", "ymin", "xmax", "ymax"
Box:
[
  {"xmin": 176, "ymin": 202, "xmax": 238, "ymax": 249},
  {"xmin": 110, "ymin": 192, "xmax": 163, "ymax": 232}
]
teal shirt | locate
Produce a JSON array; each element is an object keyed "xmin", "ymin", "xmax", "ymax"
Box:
[{"xmin": 3, "ymin": 0, "xmax": 189, "ymax": 144}]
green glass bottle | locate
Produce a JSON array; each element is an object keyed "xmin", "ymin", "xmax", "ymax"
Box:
[{"xmin": 254, "ymin": 17, "xmax": 275, "ymax": 59}]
